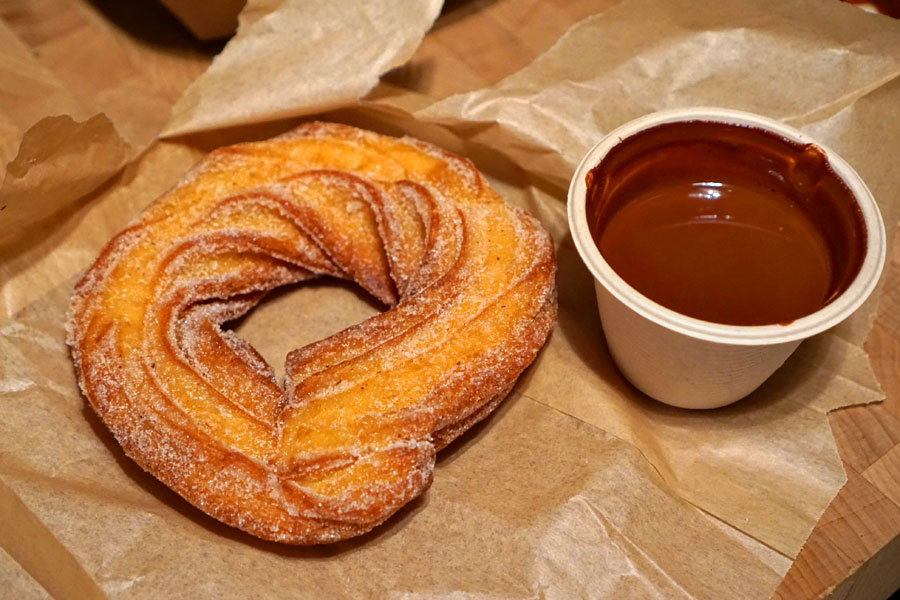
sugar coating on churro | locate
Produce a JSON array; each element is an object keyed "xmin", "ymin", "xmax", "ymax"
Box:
[{"xmin": 66, "ymin": 122, "xmax": 557, "ymax": 544}]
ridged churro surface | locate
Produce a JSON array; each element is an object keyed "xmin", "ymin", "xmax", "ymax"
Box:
[{"xmin": 67, "ymin": 123, "xmax": 557, "ymax": 544}]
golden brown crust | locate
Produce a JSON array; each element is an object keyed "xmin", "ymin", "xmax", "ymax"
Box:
[{"xmin": 66, "ymin": 122, "xmax": 557, "ymax": 544}]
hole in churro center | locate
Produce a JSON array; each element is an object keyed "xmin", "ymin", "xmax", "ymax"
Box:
[{"xmin": 227, "ymin": 278, "xmax": 384, "ymax": 385}]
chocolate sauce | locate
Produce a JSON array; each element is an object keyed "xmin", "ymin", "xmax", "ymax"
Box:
[{"xmin": 586, "ymin": 121, "xmax": 866, "ymax": 326}]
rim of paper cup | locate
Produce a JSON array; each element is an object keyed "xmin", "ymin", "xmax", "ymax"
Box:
[{"xmin": 567, "ymin": 107, "xmax": 887, "ymax": 346}]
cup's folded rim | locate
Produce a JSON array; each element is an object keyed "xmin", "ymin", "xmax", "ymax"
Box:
[{"xmin": 567, "ymin": 107, "xmax": 887, "ymax": 346}]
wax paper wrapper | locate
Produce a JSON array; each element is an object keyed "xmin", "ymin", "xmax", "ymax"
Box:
[
  {"xmin": 161, "ymin": 0, "xmax": 444, "ymax": 136},
  {"xmin": 0, "ymin": 0, "xmax": 219, "ymax": 306},
  {"xmin": 393, "ymin": 0, "xmax": 900, "ymax": 557},
  {"xmin": 2, "ymin": 0, "xmax": 900, "ymax": 599}
]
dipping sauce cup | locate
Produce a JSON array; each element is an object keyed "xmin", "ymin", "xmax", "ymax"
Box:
[{"xmin": 568, "ymin": 107, "xmax": 886, "ymax": 409}]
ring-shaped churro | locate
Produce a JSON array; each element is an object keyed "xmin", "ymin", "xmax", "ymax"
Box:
[{"xmin": 67, "ymin": 123, "xmax": 557, "ymax": 544}]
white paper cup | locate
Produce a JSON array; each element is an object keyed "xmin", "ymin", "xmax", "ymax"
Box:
[{"xmin": 568, "ymin": 107, "xmax": 886, "ymax": 409}]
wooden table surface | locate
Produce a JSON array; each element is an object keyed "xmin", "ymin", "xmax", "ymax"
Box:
[{"xmin": 3, "ymin": 0, "xmax": 899, "ymax": 598}]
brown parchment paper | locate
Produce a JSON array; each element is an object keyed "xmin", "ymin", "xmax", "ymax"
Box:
[
  {"xmin": 0, "ymin": 0, "xmax": 217, "ymax": 152},
  {"xmin": 0, "ymin": 546, "xmax": 52, "ymax": 600},
  {"xmin": 0, "ymin": 11, "xmax": 128, "ymax": 259},
  {"xmin": 161, "ymin": 0, "xmax": 444, "ymax": 136},
  {"xmin": 1, "ymin": 0, "xmax": 900, "ymax": 599},
  {"xmin": 383, "ymin": 0, "xmax": 900, "ymax": 559},
  {"xmin": 0, "ymin": 0, "xmax": 219, "ymax": 316},
  {"xmin": 0, "ymin": 19, "xmax": 90, "ymax": 169}
]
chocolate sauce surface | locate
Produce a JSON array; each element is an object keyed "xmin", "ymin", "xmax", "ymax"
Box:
[{"xmin": 586, "ymin": 121, "xmax": 866, "ymax": 326}]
